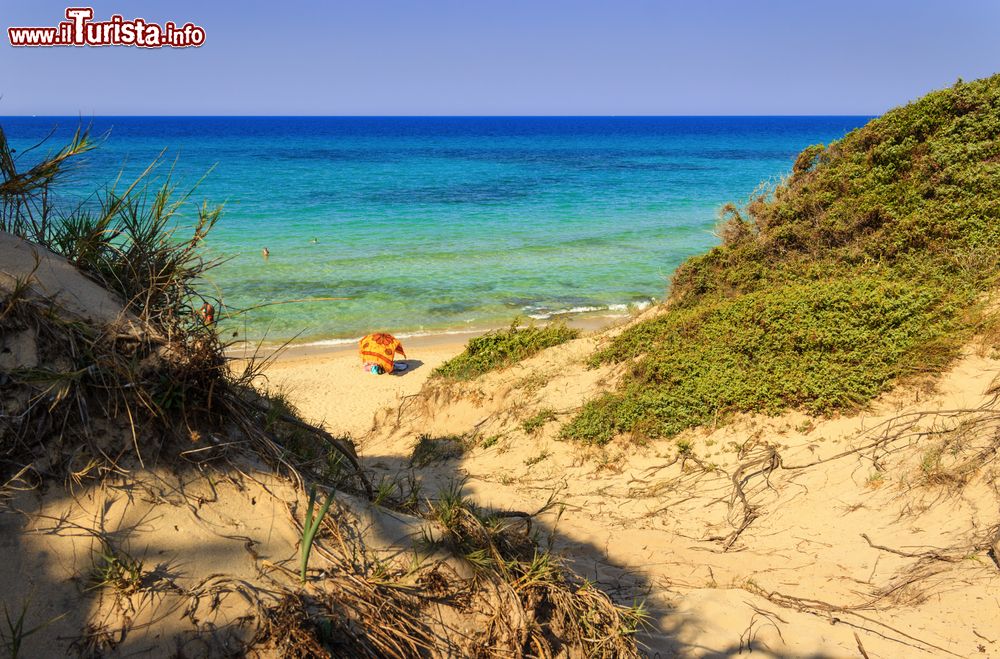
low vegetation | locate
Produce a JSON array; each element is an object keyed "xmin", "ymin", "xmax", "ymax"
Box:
[
  {"xmin": 88, "ymin": 539, "xmax": 146, "ymax": 596},
  {"xmin": 565, "ymin": 75, "xmax": 1000, "ymax": 444},
  {"xmin": 409, "ymin": 433, "xmax": 468, "ymax": 467},
  {"xmin": 522, "ymin": 407, "xmax": 558, "ymax": 434},
  {"xmin": 299, "ymin": 486, "xmax": 336, "ymax": 582},
  {"xmin": 421, "ymin": 480, "xmax": 648, "ymax": 654},
  {"xmin": 0, "ymin": 126, "xmax": 231, "ymax": 468},
  {"xmin": 433, "ymin": 320, "xmax": 578, "ymax": 380}
]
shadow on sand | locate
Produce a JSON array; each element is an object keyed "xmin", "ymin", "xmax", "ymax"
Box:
[
  {"xmin": 389, "ymin": 359, "xmax": 424, "ymax": 376},
  {"xmin": 0, "ymin": 444, "xmax": 849, "ymax": 658},
  {"xmin": 356, "ymin": 450, "xmax": 849, "ymax": 658}
]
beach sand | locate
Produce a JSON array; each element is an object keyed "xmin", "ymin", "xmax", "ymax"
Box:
[
  {"xmin": 237, "ymin": 313, "xmax": 621, "ymax": 438},
  {"xmin": 248, "ymin": 334, "xmax": 467, "ymax": 437}
]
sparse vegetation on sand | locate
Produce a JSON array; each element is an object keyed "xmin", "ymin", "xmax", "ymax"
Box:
[
  {"xmin": 433, "ymin": 319, "xmax": 579, "ymax": 380},
  {"xmin": 522, "ymin": 407, "xmax": 558, "ymax": 434},
  {"xmin": 564, "ymin": 75, "xmax": 1000, "ymax": 444},
  {"xmin": 409, "ymin": 433, "xmax": 469, "ymax": 467}
]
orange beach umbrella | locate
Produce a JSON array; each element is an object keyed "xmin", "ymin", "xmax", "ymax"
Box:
[{"xmin": 359, "ymin": 332, "xmax": 406, "ymax": 373}]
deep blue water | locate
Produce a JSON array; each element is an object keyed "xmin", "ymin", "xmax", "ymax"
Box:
[{"xmin": 1, "ymin": 116, "xmax": 870, "ymax": 344}]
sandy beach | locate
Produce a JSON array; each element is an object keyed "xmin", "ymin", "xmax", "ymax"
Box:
[
  {"xmin": 236, "ymin": 313, "xmax": 622, "ymax": 437},
  {"xmin": 249, "ymin": 334, "xmax": 467, "ymax": 437}
]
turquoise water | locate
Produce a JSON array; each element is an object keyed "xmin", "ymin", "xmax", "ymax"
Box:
[{"xmin": 3, "ymin": 117, "xmax": 869, "ymax": 345}]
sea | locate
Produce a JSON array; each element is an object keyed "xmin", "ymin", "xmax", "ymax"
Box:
[{"xmin": 1, "ymin": 116, "xmax": 869, "ymax": 346}]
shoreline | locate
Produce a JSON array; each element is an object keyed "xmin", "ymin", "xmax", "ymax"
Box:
[
  {"xmin": 226, "ymin": 309, "xmax": 632, "ymax": 364},
  {"xmin": 235, "ymin": 311, "xmax": 630, "ymax": 437}
]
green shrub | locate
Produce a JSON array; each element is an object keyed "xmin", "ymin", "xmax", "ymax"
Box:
[
  {"xmin": 434, "ymin": 320, "xmax": 579, "ymax": 380},
  {"xmin": 564, "ymin": 276, "xmax": 963, "ymax": 444},
  {"xmin": 564, "ymin": 76, "xmax": 1000, "ymax": 444},
  {"xmin": 521, "ymin": 408, "xmax": 557, "ymax": 434}
]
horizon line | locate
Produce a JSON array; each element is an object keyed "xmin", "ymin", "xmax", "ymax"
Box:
[{"xmin": 0, "ymin": 114, "xmax": 878, "ymax": 119}]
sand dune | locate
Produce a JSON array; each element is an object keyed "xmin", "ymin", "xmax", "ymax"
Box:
[{"xmin": 271, "ymin": 323, "xmax": 1000, "ymax": 658}]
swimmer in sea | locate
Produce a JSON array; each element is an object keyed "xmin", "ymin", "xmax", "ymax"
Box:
[
  {"xmin": 198, "ymin": 302, "xmax": 215, "ymax": 325},
  {"xmin": 262, "ymin": 247, "xmax": 270, "ymax": 259}
]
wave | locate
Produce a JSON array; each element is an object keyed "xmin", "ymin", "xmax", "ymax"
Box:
[{"xmin": 523, "ymin": 299, "xmax": 654, "ymax": 320}]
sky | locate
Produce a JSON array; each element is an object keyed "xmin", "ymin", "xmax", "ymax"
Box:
[{"xmin": 1, "ymin": 0, "xmax": 998, "ymax": 116}]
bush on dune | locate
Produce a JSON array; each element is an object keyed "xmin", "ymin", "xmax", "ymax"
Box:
[
  {"xmin": 0, "ymin": 123, "xmax": 368, "ymax": 487},
  {"xmin": 564, "ymin": 75, "xmax": 1000, "ymax": 445},
  {"xmin": 434, "ymin": 319, "xmax": 579, "ymax": 380},
  {"xmin": 1, "ymin": 127, "xmax": 223, "ymax": 460}
]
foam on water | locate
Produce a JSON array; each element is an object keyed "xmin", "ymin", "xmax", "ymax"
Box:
[{"xmin": 523, "ymin": 299, "xmax": 654, "ymax": 320}]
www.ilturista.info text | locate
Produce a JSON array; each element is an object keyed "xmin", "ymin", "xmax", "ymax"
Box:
[{"xmin": 8, "ymin": 8, "xmax": 205, "ymax": 48}]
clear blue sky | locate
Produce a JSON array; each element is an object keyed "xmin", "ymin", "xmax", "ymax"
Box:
[{"xmin": 2, "ymin": 0, "xmax": 998, "ymax": 115}]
